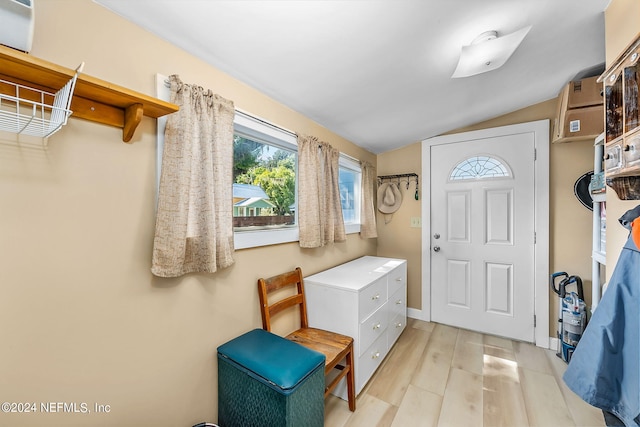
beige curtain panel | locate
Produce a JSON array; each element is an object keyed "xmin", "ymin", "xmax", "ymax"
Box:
[
  {"xmin": 151, "ymin": 75, "xmax": 235, "ymax": 277},
  {"xmin": 297, "ymin": 134, "xmax": 346, "ymax": 248},
  {"xmin": 359, "ymin": 161, "xmax": 378, "ymax": 238}
]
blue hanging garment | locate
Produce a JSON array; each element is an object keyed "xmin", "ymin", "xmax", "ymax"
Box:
[{"xmin": 563, "ymin": 206, "xmax": 640, "ymax": 427}]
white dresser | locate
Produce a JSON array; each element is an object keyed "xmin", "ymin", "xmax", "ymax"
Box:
[{"xmin": 304, "ymin": 256, "xmax": 407, "ymax": 398}]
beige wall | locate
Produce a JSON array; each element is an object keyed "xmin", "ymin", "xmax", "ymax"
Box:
[
  {"xmin": 375, "ymin": 143, "xmax": 423, "ymax": 310},
  {"xmin": 378, "ymin": 98, "xmax": 597, "ymax": 337},
  {"xmin": 604, "ymin": 0, "xmax": 640, "ymax": 278},
  {"xmin": 0, "ymin": 1, "xmax": 376, "ymax": 426},
  {"xmin": 1, "ymin": 1, "xmax": 622, "ymax": 425}
]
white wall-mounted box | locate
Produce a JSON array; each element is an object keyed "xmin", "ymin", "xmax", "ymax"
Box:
[{"xmin": 0, "ymin": 0, "xmax": 34, "ymax": 53}]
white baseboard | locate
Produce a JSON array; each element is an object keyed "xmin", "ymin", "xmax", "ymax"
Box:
[{"xmin": 407, "ymin": 307, "xmax": 422, "ymax": 320}]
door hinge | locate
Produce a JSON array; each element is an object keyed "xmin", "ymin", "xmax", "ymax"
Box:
[
  {"xmin": 534, "ymin": 231, "xmax": 536, "ymax": 244},
  {"xmin": 534, "ymin": 315, "xmax": 537, "ymax": 327},
  {"xmin": 534, "ymin": 148, "xmax": 537, "ymax": 161}
]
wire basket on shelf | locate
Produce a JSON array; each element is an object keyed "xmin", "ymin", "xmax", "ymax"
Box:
[{"xmin": 0, "ymin": 62, "xmax": 83, "ymax": 145}]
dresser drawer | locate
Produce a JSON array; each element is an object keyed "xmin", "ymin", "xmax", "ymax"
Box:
[
  {"xmin": 388, "ymin": 263, "xmax": 407, "ymax": 296},
  {"xmin": 389, "ymin": 287, "xmax": 406, "ymax": 320},
  {"xmin": 358, "ymin": 277, "xmax": 387, "ymax": 320},
  {"xmin": 388, "ymin": 311, "xmax": 406, "ymax": 347},
  {"xmin": 358, "ymin": 333, "xmax": 388, "ymax": 389},
  {"xmin": 359, "ymin": 302, "xmax": 388, "ymax": 356}
]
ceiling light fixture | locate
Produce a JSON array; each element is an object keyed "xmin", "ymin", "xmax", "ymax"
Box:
[{"xmin": 452, "ymin": 26, "xmax": 532, "ymax": 79}]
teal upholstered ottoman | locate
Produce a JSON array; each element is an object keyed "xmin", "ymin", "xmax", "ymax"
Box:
[{"xmin": 217, "ymin": 329, "xmax": 325, "ymax": 427}]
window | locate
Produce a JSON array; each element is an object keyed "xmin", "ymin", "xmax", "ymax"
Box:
[
  {"xmin": 339, "ymin": 155, "xmax": 362, "ymax": 234},
  {"xmin": 449, "ymin": 155, "xmax": 512, "ymax": 181},
  {"xmin": 156, "ymin": 77, "xmax": 362, "ymax": 249},
  {"xmin": 233, "ymin": 112, "xmax": 298, "ymax": 249},
  {"xmin": 233, "ymin": 112, "xmax": 362, "ymax": 248},
  {"xmin": 232, "ymin": 135, "xmax": 296, "ymax": 227}
]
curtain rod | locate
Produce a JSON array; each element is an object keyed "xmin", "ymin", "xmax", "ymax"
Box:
[
  {"xmin": 234, "ymin": 109, "xmax": 360, "ymax": 164},
  {"xmin": 162, "ymin": 77, "xmax": 295, "ymax": 137},
  {"xmin": 234, "ymin": 108, "xmax": 297, "ymax": 138},
  {"xmin": 164, "ymin": 78, "xmax": 361, "ymax": 164}
]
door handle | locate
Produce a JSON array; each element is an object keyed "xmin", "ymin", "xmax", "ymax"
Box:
[{"xmin": 433, "ymin": 246, "xmax": 440, "ymax": 252}]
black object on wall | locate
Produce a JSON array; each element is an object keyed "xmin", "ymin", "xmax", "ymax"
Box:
[{"xmin": 574, "ymin": 171, "xmax": 594, "ymax": 211}]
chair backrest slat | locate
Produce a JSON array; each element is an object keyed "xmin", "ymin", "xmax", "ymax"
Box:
[{"xmin": 258, "ymin": 267, "xmax": 308, "ymax": 331}]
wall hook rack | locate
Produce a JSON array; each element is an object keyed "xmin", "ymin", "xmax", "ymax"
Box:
[{"xmin": 377, "ymin": 173, "xmax": 420, "ymax": 200}]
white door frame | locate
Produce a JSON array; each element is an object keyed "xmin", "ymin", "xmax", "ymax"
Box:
[{"xmin": 420, "ymin": 120, "xmax": 549, "ymax": 348}]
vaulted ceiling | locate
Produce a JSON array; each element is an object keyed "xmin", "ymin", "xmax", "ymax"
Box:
[{"xmin": 96, "ymin": 0, "xmax": 609, "ymax": 154}]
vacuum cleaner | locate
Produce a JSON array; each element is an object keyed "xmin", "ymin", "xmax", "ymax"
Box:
[{"xmin": 550, "ymin": 272, "xmax": 587, "ymax": 363}]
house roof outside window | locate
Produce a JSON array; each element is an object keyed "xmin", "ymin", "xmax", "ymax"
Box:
[
  {"xmin": 233, "ymin": 183, "xmax": 268, "ymax": 200},
  {"xmin": 233, "ymin": 183, "xmax": 275, "ymax": 210}
]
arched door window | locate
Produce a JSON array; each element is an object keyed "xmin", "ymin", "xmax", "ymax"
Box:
[{"xmin": 449, "ymin": 155, "xmax": 512, "ymax": 181}]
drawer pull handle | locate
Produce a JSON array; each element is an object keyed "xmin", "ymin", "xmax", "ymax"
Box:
[
  {"xmin": 396, "ymin": 299, "xmax": 403, "ymax": 305},
  {"xmin": 373, "ymin": 323, "xmax": 381, "ymax": 330},
  {"xmin": 396, "ymin": 322, "xmax": 403, "ymax": 328},
  {"xmin": 395, "ymin": 278, "xmax": 402, "ymax": 282},
  {"xmin": 371, "ymin": 294, "xmax": 380, "ymax": 300},
  {"xmin": 372, "ymin": 352, "xmax": 380, "ymax": 359}
]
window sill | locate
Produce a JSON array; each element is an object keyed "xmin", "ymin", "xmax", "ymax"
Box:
[{"xmin": 234, "ymin": 224, "xmax": 361, "ymax": 250}]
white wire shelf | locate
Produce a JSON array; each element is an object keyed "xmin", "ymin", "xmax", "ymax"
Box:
[{"xmin": 0, "ymin": 63, "xmax": 83, "ymax": 141}]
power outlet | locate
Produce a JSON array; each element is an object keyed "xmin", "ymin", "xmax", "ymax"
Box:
[{"xmin": 410, "ymin": 217, "xmax": 421, "ymax": 228}]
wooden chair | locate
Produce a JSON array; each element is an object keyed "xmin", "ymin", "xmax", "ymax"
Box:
[{"xmin": 257, "ymin": 267, "xmax": 356, "ymax": 411}]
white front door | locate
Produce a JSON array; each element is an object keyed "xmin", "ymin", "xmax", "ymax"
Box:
[{"xmin": 430, "ymin": 131, "xmax": 536, "ymax": 342}]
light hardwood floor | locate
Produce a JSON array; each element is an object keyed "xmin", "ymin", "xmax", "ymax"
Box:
[{"xmin": 324, "ymin": 319, "xmax": 606, "ymax": 427}]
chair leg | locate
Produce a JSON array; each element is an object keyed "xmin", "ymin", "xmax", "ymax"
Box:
[{"xmin": 346, "ymin": 344, "xmax": 356, "ymax": 412}]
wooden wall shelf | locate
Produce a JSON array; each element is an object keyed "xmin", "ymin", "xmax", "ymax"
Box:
[{"xmin": 0, "ymin": 45, "xmax": 178, "ymax": 142}]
